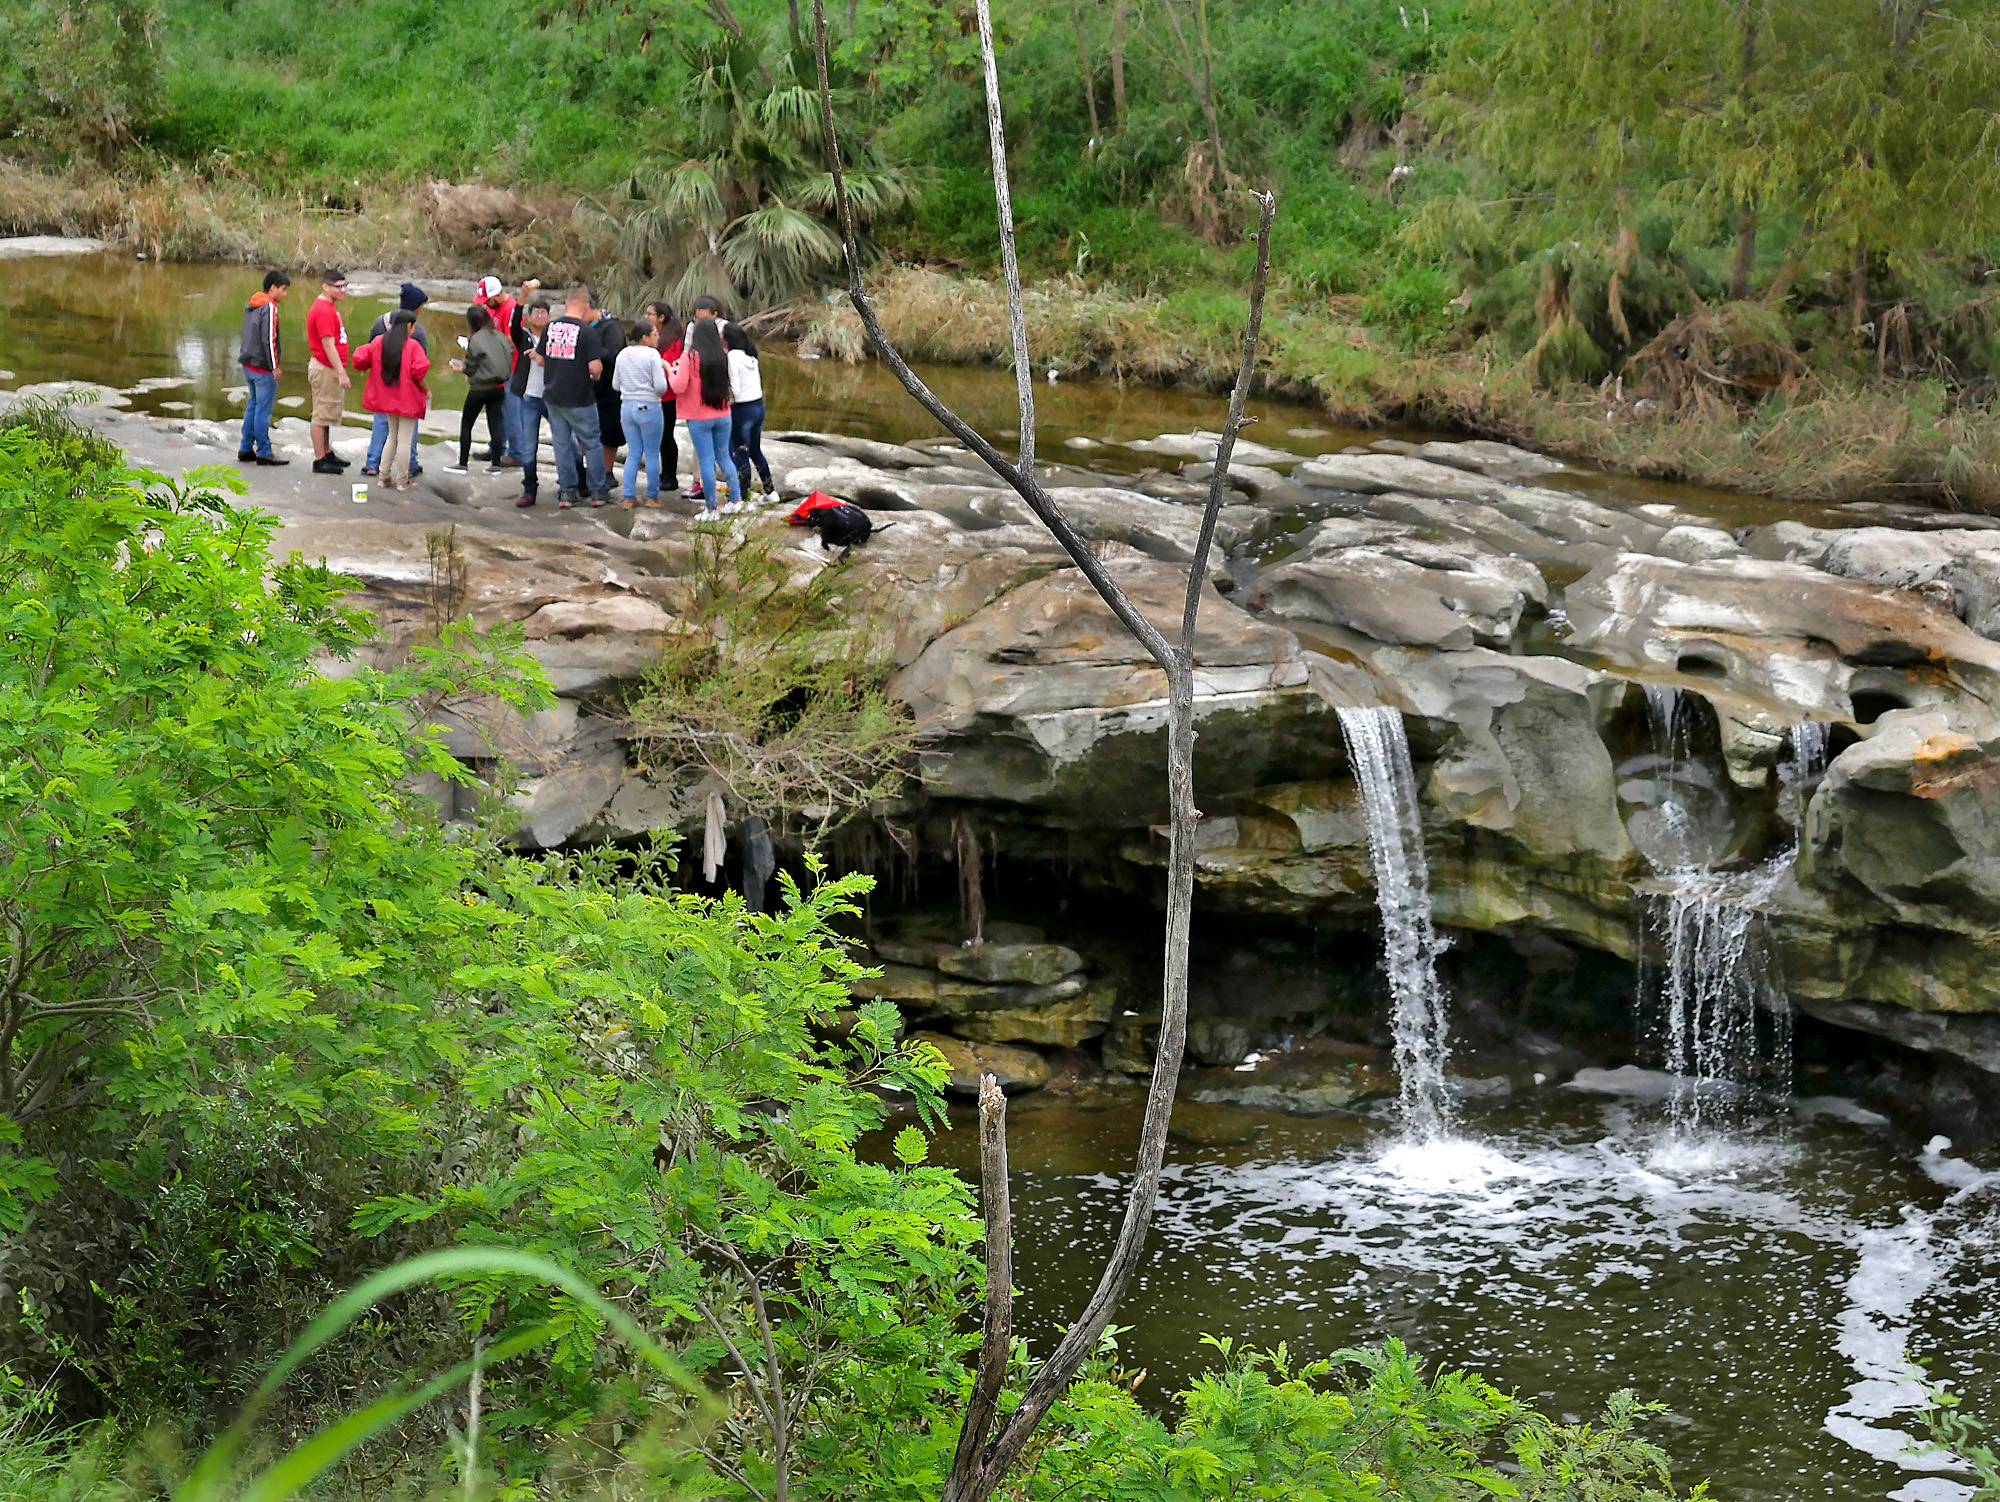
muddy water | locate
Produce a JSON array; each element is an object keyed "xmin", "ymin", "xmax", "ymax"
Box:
[
  {"xmin": 6, "ymin": 250, "xmax": 1998, "ymax": 1502},
  {"xmin": 0, "ymin": 252, "xmax": 1833, "ymax": 535}
]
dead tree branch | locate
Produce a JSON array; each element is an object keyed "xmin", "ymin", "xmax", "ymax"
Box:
[{"xmin": 813, "ymin": 6, "xmax": 1275, "ymax": 1500}]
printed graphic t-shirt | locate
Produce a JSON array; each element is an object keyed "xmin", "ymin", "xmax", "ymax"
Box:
[
  {"xmin": 541, "ymin": 316, "xmax": 601, "ymax": 409},
  {"xmin": 306, "ymin": 297, "xmax": 349, "ymax": 367}
]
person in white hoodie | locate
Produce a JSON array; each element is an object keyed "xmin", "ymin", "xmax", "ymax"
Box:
[
  {"xmin": 612, "ymin": 322, "xmax": 671, "ymax": 507},
  {"xmin": 723, "ymin": 321, "xmax": 772, "ymax": 502}
]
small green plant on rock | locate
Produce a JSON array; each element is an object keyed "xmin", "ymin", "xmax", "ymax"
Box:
[{"xmin": 624, "ymin": 520, "xmax": 917, "ymax": 840}]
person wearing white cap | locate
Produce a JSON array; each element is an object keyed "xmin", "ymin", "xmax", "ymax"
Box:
[{"xmin": 473, "ymin": 275, "xmax": 526, "ymax": 468}]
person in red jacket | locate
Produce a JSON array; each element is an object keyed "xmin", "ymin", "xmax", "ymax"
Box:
[{"xmin": 350, "ymin": 310, "xmax": 431, "ymax": 491}]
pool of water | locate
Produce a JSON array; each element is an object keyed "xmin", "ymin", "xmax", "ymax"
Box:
[{"xmin": 895, "ymin": 1078, "xmax": 1999, "ymax": 1502}]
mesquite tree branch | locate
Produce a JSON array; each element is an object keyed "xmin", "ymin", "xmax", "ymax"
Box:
[{"xmin": 813, "ymin": 8, "xmax": 1274, "ymax": 1500}]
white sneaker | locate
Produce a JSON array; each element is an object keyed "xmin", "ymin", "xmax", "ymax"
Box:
[
  {"xmin": 720, "ymin": 500, "xmax": 744, "ymax": 515},
  {"xmin": 442, "ymin": 464, "xmax": 469, "ymax": 475}
]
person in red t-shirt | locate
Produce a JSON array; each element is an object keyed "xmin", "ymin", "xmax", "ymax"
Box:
[{"xmin": 305, "ymin": 269, "xmax": 352, "ymax": 474}]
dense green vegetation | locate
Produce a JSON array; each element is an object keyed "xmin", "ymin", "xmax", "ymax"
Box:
[{"xmin": 0, "ymin": 404, "xmax": 1730, "ymax": 1497}]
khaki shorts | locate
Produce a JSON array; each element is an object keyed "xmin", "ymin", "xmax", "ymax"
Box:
[{"xmin": 307, "ymin": 360, "xmax": 347, "ymax": 424}]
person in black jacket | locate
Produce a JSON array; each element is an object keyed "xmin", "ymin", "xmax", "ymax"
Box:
[
  {"xmin": 589, "ymin": 296, "xmax": 625, "ymax": 483},
  {"xmin": 236, "ymin": 270, "xmax": 291, "ymax": 465}
]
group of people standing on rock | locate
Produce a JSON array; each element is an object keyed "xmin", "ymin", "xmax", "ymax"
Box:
[{"xmin": 237, "ymin": 268, "xmax": 774, "ymax": 511}]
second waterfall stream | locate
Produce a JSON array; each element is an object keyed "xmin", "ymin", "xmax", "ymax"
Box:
[{"xmin": 1336, "ymin": 705, "xmax": 1454, "ymax": 1139}]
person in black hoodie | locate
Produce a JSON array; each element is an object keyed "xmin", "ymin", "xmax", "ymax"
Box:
[
  {"xmin": 590, "ymin": 296, "xmax": 625, "ymax": 484},
  {"xmin": 236, "ymin": 270, "xmax": 291, "ymax": 465}
]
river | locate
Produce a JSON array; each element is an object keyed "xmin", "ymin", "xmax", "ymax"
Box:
[{"xmin": 4, "ymin": 248, "xmax": 1998, "ymax": 1502}]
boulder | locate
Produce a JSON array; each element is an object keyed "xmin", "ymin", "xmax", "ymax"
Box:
[
  {"xmin": 929, "ymin": 973, "xmax": 1091, "ymax": 1016},
  {"xmin": 910, "ymin": 1031, "xmax": 1052, "ymax": 1093},
  {"xmin": 1186, "ymin": 1038, "xmax": 1396, "ymax": 1114},
  {"xmin": 1102, "ymin": 1008, "xmax": 1160, "ymax": 1075},
  {"xmin": 1254, "ymin": 533, "xmax": 1547, "ymax": 650},
  {"xmin": 1410, "ymin": 438, "xmax": 1565, "ymax": 482},
  {"xmin": 954, "ymin": 980, "xmax": 1120, "ymax": 1047},
  {"xmin": 890, "ymin": 555, "xmax": 1322, "ymax": 817},
  {"xmin": 936, "ymin": 942, "xmax": 1086, "ymax": 985},
  {"xmin": 1749, "ymin": 524, "xmax": 2000, "ymax": 641}
]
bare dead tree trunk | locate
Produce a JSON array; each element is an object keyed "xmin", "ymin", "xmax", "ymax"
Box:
[
  {"xmin": 1069, "ymin": 0, "xmax": 1103, "ymax": 141},
  {"xmin": 813, "ymin": 6, "xmax": 1275, "ymax": 1499},
  {"xmin": 974, "ymin": 0, "xmax": 1037, "ymax": 473},
  {"xmin": 946, "ymin": 1076, "xmax": 1013, "ymax": 1486},
  {"xmin": 1111, "ymin": 0, "xmax": 1128, "ymax": 129}
]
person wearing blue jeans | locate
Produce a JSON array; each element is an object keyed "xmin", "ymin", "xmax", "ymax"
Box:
[
  {"xmin": 685, "ymin": 416, "xmax": 732, "ymax": 510},
  {"xmin": 236, "ymin": 269, "xmax": 290, "ymax": 464},
  {"xmin": 240, "ymin": 367, "xmax": 279, "ymax": 460},
  {"xmin": 546, "ymin": 400, "xmax": 607, "ymax": 506},
  {"xmin": 611, "ymin": 324, "xmax": 670, "ymax": 505}
]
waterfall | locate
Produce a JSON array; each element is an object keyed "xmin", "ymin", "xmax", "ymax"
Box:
[
  {"xmin": 1777, "ymin": 720, "xmax": 1833, "ymax": 829},
  {"xmin": 1639, "ymin": 688, "xmax": 1791, "ymax": 1126},
  {"xmin": 1337, "ymin": 705, "xmax": 1453, "ymax": 1138}
]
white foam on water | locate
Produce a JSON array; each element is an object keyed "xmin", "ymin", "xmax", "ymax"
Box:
[
  {"xmin": 1888, "ymin": 1480, "xmax": 1978, "ymax": 1502},
  {"xmin": 1564, "ymin": 1064, "xmax": 1684, "ymax": 1099},
  {"xmin": 1920, "ymin": 1137, "xmax": 2000, "ymax": 1195},
  {"xmin": 1796, "ymin": 1096, "xmax": 1893, "ymax": 1128},
  {"xmin": 1822, "ymin": 1209, "xmax": 1951, "ymax": 1471},
  {"xmin": 1371, "ymin": 1137, "xmax": 1534, "ymax": 1196}
]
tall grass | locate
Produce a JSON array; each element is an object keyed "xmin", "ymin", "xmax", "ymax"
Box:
[{"xmin": 0, "ymin": 1249, "xmax": 706, "ymax": 1502}]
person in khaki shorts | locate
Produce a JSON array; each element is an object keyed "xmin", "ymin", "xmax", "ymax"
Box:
[{"xmin": 305, "ymin": 269, "xmax": 352, "ymax": 474}]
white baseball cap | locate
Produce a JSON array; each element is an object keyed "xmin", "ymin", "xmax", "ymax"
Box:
[{"xmin": 477, "ymin": 275, "xmax": 503, "ymax": 299}]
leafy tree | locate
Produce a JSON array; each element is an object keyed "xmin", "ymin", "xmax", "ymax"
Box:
[
  {"xmin": 580, "ymin": 31, "xmax": 914, "ymax": 312},
  {"xmin": 1431, "ymin": 0, "xmax": 2000, "ymax": 317},
  {"xmin": 354, "ymin": 850, "xmax": 980, "ymax": 1498},
  {"xmin": 0, "ymin": 412, "xmax": 543, "ymax": 1250},
  {"xmin": 0, "ymin": 0, "xmax": 162, "ymax": 157}
]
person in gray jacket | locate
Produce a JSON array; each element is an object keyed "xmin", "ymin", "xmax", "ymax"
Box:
[
  {"xmin": 445, "ymin": 305, "xmax": 514, "ymax": 472},
  {"xmin": 236, "ymin": 270, "xmax": 291, "ymax": 465}
]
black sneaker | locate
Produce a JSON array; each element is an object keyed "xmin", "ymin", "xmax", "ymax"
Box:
[
  {"xmin": 255, "ymin": 455, "xmax": 291, "ymax": 466},
  {"xmin": 237, "ymin": 450, "xmax": 257, "ymax": 461},
  {"xmin": 312, "ymin": 456, "xmax": 343, "ymax": 474},
  {"xmin": 408, "ymin": 463, "xmax": 424, "ymax": 478},
  {"xmin": 556, "ymin": 490, "xmax": 579, "ymax": 509},
  {"xmin": 589, "ymin": 491, "xmax": 611, "ymax": 508}
]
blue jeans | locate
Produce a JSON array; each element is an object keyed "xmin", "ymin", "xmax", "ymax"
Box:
[
  {"xmin": 515, "ymin": 394, "xmax": 546, "ymax": 495},
  {"xmin": 502, "ymin": 389, "xmax": 527, "ymax": 462},
  {"xmin": 730, "ymin": 398, "xmax": 770, "ymax": 497},
  {"xmin": 546, "ymin": 401, "xmax": 607, "ymax": 496},
  {"xmin": 685, "ymin": 415, "xmax": 732, "ymax": 510},
  {"xmin": 239, "ymin": 367, "xmax": 277, "ymax": 457},
  {"xmin": 366, "ymin": 411, "xmax": 422, "ymax": 474},
  {"xmin": 620, "ymin": 399, "xmax": 665, "ymax": 499}
]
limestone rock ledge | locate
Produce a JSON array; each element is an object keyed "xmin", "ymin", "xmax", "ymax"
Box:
[{"xmin": 161, "ymin": 412, "xmax": 2000, "ymax": 1090}]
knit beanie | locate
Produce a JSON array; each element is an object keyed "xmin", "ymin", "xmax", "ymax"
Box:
[{"xmin": 399, "ymin": 282, "xmax": 428, "ymax": 311}]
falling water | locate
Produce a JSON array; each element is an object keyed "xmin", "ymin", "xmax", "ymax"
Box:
[
  {"xmin": 1639, "ymin": 688, "xmax": 1791, "ymax": 1126},
  {"xmin": 1778, "ymin": 720, "xmax": 1834, "ymax": 829},
  {"xmin": 1336, "ymin": 705, "xmax": 1453, "ymax": 1138}
]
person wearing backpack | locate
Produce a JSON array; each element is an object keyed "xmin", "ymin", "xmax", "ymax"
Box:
[
  {"xmin": 445, "ymin": 305, "xmax": 513, "ymax": 473},
  {"xmin": 723, "ymin": 320, "xmax": 772, "ymax": 502},
  {"xmin": 350, "ymin": 310, "xmax": 431, "ymax": 491},
  {"xmin": 668, "ymin": 317, "xmax": 734, "ymax": 512}
]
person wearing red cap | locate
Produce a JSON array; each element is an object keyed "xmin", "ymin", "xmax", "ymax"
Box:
[{"xmin": 473, "ymin": 275, "xmax": 524, "ymax": 468}]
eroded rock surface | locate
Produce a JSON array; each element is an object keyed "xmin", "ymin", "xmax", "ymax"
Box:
[{"xmin": 49, "ymin": 397, "xmax": 2000, "ymax": 1104}]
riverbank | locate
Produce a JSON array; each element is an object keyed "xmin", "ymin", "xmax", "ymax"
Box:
[{"xmin": 11, "ymin": 158, "xmax": 2000, "ymax": 510}]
